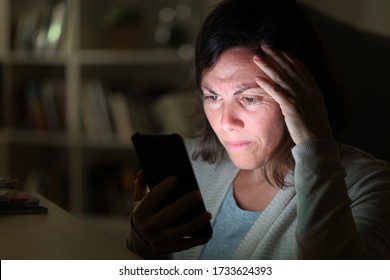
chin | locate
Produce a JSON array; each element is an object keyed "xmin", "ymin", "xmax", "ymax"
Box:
[{"xmin": 228, "ymin": 154, "xmax": 263, "ymax": 171}]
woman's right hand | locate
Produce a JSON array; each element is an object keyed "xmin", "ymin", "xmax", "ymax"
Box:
[{"xmin": 129, "ymin": 171, "xmax": 212, "ymax": 257}]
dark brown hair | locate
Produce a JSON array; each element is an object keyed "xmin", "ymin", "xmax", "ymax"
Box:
[{"xmin": 192, "ymin": 0, "xmax": 348, "ymax": 187}]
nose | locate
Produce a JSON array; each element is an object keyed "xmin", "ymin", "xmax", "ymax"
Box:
[{"xmin": 220, "ymin": 103, "xmax": 244, "ymax": 131}]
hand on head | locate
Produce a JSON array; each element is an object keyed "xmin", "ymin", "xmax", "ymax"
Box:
[{"xmin": 253, "ymin": 44, "xmax": 334, "ymax": 145}]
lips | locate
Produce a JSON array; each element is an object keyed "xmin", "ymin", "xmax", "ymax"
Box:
[{"xmin": 224, "ymin": 141, "xmax": 253, "ymax": 150}]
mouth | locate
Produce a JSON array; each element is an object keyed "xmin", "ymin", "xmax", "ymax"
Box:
[{"xmin": 224, "ymin": 141, "xmax": 253, "ymax": 151}]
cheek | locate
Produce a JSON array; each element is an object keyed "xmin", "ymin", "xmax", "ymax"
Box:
[
  {"xmin": 267, "ymin": 116, "xmax": 285, "ymax": 144},
  {"xmin": 249, "ymin": 107, "xmax": 284, "ymax": 138}
]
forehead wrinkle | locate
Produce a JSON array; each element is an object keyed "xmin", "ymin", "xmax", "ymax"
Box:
[
  {"xmin": 201, "ymin": 47, "xmax": 265, "ymax": 95},
  {"xmin": 202, "ymin": 81, "xmax": 260, "ymax": 96}
]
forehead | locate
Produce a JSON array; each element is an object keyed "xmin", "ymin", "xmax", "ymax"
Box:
[{"xmin": 201, "ymin": 47, "xmax": 261, "ymax": 86}]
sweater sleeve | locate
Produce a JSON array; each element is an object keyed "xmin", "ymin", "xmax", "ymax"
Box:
[{"xmin": 292, "ymin": 140, "xmax": 390, "ymax": 259}]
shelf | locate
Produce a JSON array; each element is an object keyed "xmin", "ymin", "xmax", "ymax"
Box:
[
  {"xmin": 5, "ymin": 50, "xmax": 70, "ymax": 65},
  {"xmin": 1, "ymin": 128, "xmax": 69, "ymax": 147},
  {"xmin": 0, "ymin": 128, "xmax": 135, "ymax": 150},
  {"xmin": 1, "ymin": 48, "xmax": 194, "ymax": 65},
  {"xmin": 0, "ymin": 51, "xmax": 6, "ymax": 62},
  {"xmin": 77, "ymin": 48, "xmax": 193, "ymax": 65},
  {"xmin": 75, "ymin": 135, "xmax": 134, "ymax": 150}
]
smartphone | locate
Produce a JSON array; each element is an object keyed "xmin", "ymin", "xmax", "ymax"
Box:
[{"xmin": 131, "ymin": 132, "xmax": 212, "ymax": 238}]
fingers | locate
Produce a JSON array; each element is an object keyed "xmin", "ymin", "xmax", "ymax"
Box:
[
  {"xmin": 133, "ymin": 171, "xmax": 149, "ymax": 202},
  {"xmin": 254, "ymin": 76, "xmax": 293, "ymax": 111},
  {"xmin": 156, "ymin": 235, "xmax": 211, "ymax": 255},
  {"xmin": 135, "ymin": 175, "xmax": 179, "ymax": 217},
  {"xmin": 130, "ymin": 172, "xmax": 213, "ymax": 255},
  {"xmin": 132, "ymin": 191, "xmax": 212, "ymax": 255},
  {"xmin": 144, "ymin": 211, "xmax": 212, "ymax": 255},
  {"xmin": 253, "ymin": 51, "xmax": 296, "ymax": 110},
  {"xmin": 254, "ymin": 50, "xmax": 298, "ymax": 96},
  {"xmin": 135, "ymin": 188, "xmax": 208, "ymax": 232},
  {"xmin": 255, "ymin": 45, "xmax": 317, "ymax": 93},
  {"xmin": 253, "ymin": 45, "xmax": 333, "ymax": 144},
  {"xmin": 153, "ymin": 191, "xmax": 202, "ymax": 226},
  {"xmin": 260, "ymin": 45, "xmax": 294, "ymax": 79},
  {"xmin": 253, "ymin": 44, "xmax": 324, "ymax": 107}
]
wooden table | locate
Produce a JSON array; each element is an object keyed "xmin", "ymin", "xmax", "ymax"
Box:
[{"xmin": 0, "ymin": 194, "xmax": 141, "ymax": 260}]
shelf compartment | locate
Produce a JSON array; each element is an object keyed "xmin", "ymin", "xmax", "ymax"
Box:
[
  {"xmin": 8, "ymin": 142, "xmax": 70, "ymax": 210},
  {"xmin": 10, "ymin": 64, "xmax": 66, "ymax": 132}
]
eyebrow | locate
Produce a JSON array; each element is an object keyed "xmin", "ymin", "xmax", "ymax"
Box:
[{"xmin": 202, "ymin": 84, "xmax": 260, "ymax": 95}]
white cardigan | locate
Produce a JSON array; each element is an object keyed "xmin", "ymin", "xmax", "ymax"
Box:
[{"xmin": 171, "ymin": 140, "xmax": 390, "ymax": 259}]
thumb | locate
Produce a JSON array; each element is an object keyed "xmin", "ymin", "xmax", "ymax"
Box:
[{"xmin": 133, "ymin": 170, "xmax": 149, "ymax": 202}]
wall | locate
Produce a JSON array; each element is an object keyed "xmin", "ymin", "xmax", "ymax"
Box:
[
  {"xmin": 299, "ymin": 0, "xmax": 390, "ymax": 36},
  {"xmin": 205, "ymin": 0, "xmax": 390, "ymax": 37}
]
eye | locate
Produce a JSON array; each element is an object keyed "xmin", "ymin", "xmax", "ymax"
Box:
[
  {"xmin": 203, "ymin": 94, "xmax": 221, "ymax": 103},
  {"xmin": 240, "ymin": 96, "xmax": 263, "ymax": 107},
  {"xmin": 243, "ymin": 96, "xmax": 256, "ymax": 103}
]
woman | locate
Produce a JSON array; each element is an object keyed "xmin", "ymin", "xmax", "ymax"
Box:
[{"xmin": 127, "ymin": 0, "xmax": 390, "ymax": 259}]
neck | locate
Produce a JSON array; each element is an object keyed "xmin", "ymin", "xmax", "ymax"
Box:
[{"xmin": 233, "ymin": 169, "xmax": 280, "ymax": 211}]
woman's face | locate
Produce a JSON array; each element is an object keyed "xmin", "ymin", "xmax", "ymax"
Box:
[{"xmin": 201, "ymin": 47, "xmax": 285, "ymax": 170}]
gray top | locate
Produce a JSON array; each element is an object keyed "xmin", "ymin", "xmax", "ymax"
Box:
[{"xmin": 171, "ymin": 140, "xmax": 390, "ymax": 259}]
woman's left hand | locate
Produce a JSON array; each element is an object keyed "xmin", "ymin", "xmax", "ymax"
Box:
[{"xmin": 253, "ymin": 44, "xmax": 334, "ymax": 145}]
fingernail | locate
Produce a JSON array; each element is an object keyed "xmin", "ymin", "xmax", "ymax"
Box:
[
  {"xmin": 202, "ymin": 211, "xmax": 212, "ymax": 221},
  {"xmin": 166, "ymin": 175, "xmax": 178, "ymax": 185},
  {"xmin": 192, "ymin": 190, "xmax": 202, "ymax": 201},
  {"xmin": 261, "ymin": 43, "xmax": 270, "ymax": 49}
]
